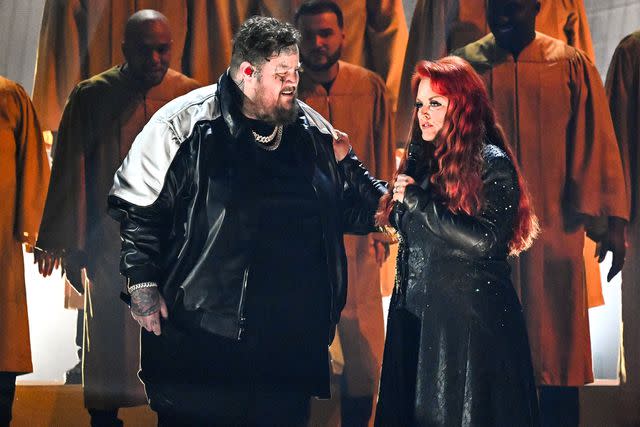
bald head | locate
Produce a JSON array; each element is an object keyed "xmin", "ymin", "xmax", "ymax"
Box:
[{"xmin": 122, "ymin": 10, "xmax": 172, "ymax": 89}]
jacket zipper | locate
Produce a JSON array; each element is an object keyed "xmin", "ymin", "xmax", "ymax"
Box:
[
  {"xmin": 236, "ymin": 266, "xmax": 250, "ymax": 340},
  {"xmin": 312, "ymin": 183, "xmax": 335, "ymax": 323}
]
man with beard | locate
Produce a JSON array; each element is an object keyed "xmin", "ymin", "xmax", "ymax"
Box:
[
  {"xmin": 35, "ymin": 10, "xmax": 200, "ymax": 426},
  {"xmin": 107, "ymin": 16, "xmax": 386, "ymax": 425},
  {"xmin": 295, "ymin": 2, "xmax": 395, "ymax": 425},
  {"xmin": 454, "ymin": 0, "xmax": 628, "ymax": 425}
]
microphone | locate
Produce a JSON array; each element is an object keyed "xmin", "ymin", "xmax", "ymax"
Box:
[{"xmin": 404, "ymin": 139, "xmax": 424, "ymax": 178}]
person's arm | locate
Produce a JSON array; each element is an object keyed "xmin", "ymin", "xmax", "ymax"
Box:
[
  {"xmin": 599, "ymin": 35, "xmax": 639, "ymax": 282},
  {"xmin": 606, "ymin": 35, "xmax": 636, "ymax": 218},
  {"xmin": 338, "ymin": 149, "xmax": 388, "ymax": 234},
  {"xmin": 13, "ymin": 83, "xmax": 50, "ymax": 247},
  {"xmin": 395, "ymin": 155, "xmax": 519, "ymax": 257},
  {"xmin": 108, "ymin": 119, "xmax": 192, "ymax": 335},
  {"xmin": 568, "ymin": 50, "xmax": 629, "ymax": 280},
  {"xmin": 36, "ymin": 84, "xmax": 87, "ymax": 276},
  {"xmin": 330, "ymin": 130, "xmax": 388, "ymax": 234}
]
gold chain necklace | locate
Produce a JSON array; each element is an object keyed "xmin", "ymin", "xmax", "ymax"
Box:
[{"xmin": 252, "ymin": 125, "xmax": 283, "ymax": 151}]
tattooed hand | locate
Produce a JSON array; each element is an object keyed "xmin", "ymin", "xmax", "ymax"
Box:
[{"xmin": 130, "ymin": 287, "xmax": 168, "ymax": 336}]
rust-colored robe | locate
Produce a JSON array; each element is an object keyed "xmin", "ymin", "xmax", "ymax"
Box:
[
  {"xmin": 0, "ymin": 76, "xmax": 50, "ymax": 374},
  {"xmin": 37, "ymin": 67, "xmax": 200, "ymax": 409},
  {"xmin": 606, "ymin": 30, "xmax": 640, "ymax": 392},
  {"xmin": 454, "ymin": 33, "xmax": 628, "ymax": 386},
  {"xmin": 299, "ymin": 61, "xmax": 395, "ymax": 419},
  {"xmin": 32, "ymin": 0, "xmax": 408, "ymax": 131}
]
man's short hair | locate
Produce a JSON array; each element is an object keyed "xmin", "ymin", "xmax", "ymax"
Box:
[
  {"xmin": 230, "ymin": 16, "xmax": 301, "ymax": 75},
  {"xmin": 294, "ymin": 1, "xmax": 344, "ymax": 28}
]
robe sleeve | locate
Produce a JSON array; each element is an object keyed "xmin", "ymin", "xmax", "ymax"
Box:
[
  {"xmin": 365, "ymin": 0, "xmax": 408, "ymax": 108},
  {"xmin": 13, "ymin": 84, "xmax": 50, "ymax": 245},
  {"xmin": 566, "ymin": 50, "xmax": 629, "ymax": 221},
  {"xmin": 605, "ymin": 35, "xmax": 637, "ymax": 221},
  {"xmin": 37, "ymin": 85, "xmax": 88, "ymax": 256}
]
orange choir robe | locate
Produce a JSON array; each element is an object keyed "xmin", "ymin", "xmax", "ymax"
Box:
[
  {"xmin": 454, "ymin": 33, "xmax": 628, "ymax": 386},
  {"xmin": 0, "ymin": 76, "xmax": 50, "ymax": 374}
]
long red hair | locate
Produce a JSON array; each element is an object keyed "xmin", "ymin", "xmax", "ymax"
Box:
[{"xmin": 376, "ymin": 56, "xmax": 538, "ymax": 255}]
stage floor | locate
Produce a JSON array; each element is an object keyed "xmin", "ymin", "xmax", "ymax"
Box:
[{"xmin": 11, "ymin": 385, "xmax": 156, "ymax": 427}]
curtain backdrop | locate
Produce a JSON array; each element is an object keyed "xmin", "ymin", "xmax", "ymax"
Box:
[{"xmin": 0, "ymin": 0, "xmax": 46, "ymax": 93}]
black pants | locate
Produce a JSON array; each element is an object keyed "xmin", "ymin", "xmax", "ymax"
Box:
[
  {"xmin": 88, "ymin": 408, "xmax": 122, "ymax": 427},
  {"xmin": 539, "ymin": 386, "xmax": 579, "ymax": 427},
  {"xmin": 140, "ymin": 305, "xmax": 323, "ymax": 427},
  {"xmin": 0, "ymin": 372, "xmax": 17, "ymax": 427},
  {"xmin": 149, "ymin": 381, "xmax": 310, "ymax": 426},
  {"xmin": 341, "ymin": 394, "xmax": 373, "ymax": 427}
]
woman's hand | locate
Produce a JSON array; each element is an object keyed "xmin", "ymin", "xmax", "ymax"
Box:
[{"xmin": 392, "ymin": 174, "xmax": 416, "ymax": 203}]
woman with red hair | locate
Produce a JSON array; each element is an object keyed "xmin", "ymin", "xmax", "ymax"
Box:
[{"xmin": 374, "ymin": 56, "xmax": 540, "ymax": 426}]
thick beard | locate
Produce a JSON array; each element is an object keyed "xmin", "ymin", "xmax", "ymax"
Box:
[
  {"xmin": 301, "ymin": 46, "xmax": 341, "ymax": 72},
  {"xmin": 273, "ymin": 100, "xmax": 299, "ymax": 125},
  {"xmin": 256, "ymin": 99, "xmax": 299, "ymax": 125}
]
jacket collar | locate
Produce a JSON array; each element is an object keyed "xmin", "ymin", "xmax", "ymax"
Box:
[{"xmin": 217, "ymin": 70, "xmax": 245, "ymax": 139}]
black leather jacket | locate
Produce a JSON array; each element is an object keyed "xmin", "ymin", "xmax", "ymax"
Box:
[
  {"xmin": 391, "ymin": 144, "xmax": 519, "ymax": 314},
  {"xmin": 107, "ymin": 71, "xmax": 386, "ymax": 341}
]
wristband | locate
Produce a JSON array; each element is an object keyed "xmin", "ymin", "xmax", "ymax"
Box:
[{"xmin": 127, "ymin": 281, "xmax": 158, "ymax": 294}]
